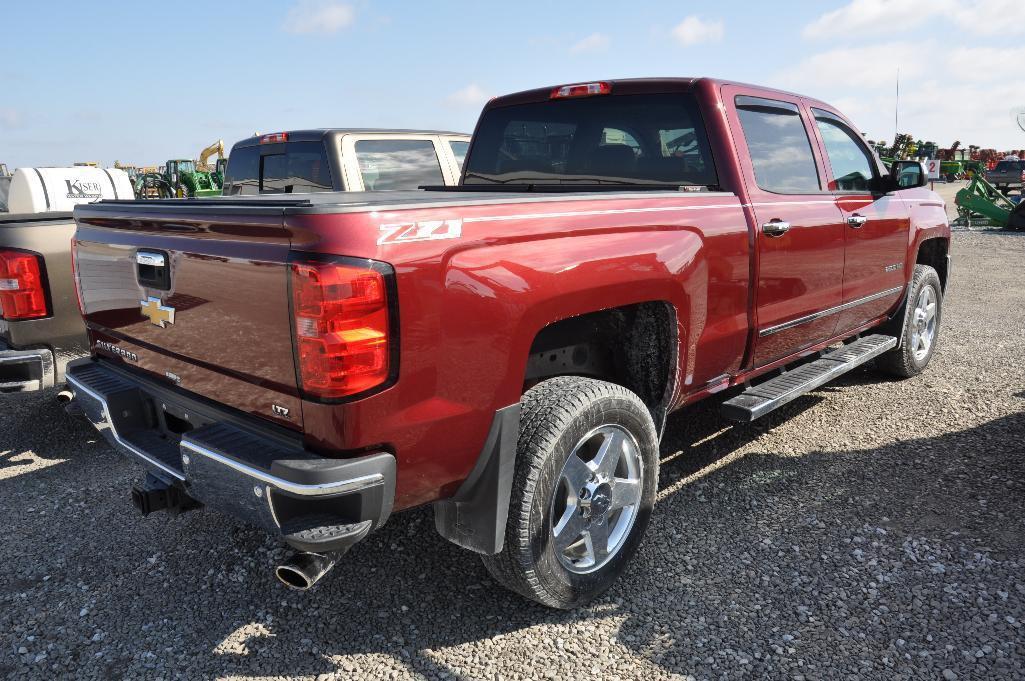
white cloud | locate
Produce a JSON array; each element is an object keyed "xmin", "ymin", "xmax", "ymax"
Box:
[
  {"xmin": 945, "ymin": 46, "xmax": 1025, "ymax": 82},
  {"xmin": 802, "ymin": 0, "xmax": 939, "ymax": 39},
  {"xmin": 775, "ymin": 42, "xmax": 926, "ymax": 91},
  {"xmin": 282, "ymin": 1, "xmax": 355, "ymax": 35},
  {"xmin": 671, "ymin": 16, "xmax": 724, "ymax": 47},
  {"xmin": 803, "ymin": 0, "xmax": 1024, "ymax": 38},
  {"xmin": 947, "ymin": 0, "xmax": 1025, "ymax": 35},
  {"xmin": 570, "ymin": 33, "xmax": 610, "ymax": 54},
  {"xmin": 0, "ymin": 108, "xmax": 21, "ymax": 128},
  {"xmin": 446, "ymin": 84, "xmax": 490, "ymax": 108},
  {"xmin": 770, "ymin": 41, "xmax": 1025, "ymax": 149}
]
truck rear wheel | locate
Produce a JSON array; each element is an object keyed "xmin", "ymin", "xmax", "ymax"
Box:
[
  {"xmin": 482, "ymin": 376, "xmax": 659, "ymax": 609},
  {"xmin": 875, "ymin": 264, "xmax": 943, "ymax": 378}
]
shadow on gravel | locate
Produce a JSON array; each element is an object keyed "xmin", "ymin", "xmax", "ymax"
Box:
[
  {"xmin": 0, "ymin": 393, "xmax": 96, "ymax": 472},
  {"xmin": 2, "ymin": 395, "xmax": 1023, "ymax": 679},
  {"xmin": 616, "ymin": 409, "xmax": 1025, "ymax": 679}
]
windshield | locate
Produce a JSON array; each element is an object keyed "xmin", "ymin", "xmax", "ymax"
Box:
[{"xmin": 463, "ymin": 92, "xmax": 718, "ymax": 187}]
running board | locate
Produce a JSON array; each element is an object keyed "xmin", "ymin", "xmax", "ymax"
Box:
[{"xmin": 722, "ymin": 334, "xmax": 898, "ymax": 422}]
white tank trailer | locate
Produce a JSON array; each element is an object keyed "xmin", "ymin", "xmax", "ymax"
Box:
[{"xmin": 3, "ymin": 166, "xmax": 133, "ymax": 214}]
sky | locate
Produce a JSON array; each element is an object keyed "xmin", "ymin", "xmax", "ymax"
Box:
[{"xmin": 2, "ymin": 0, "xmax": 1024, "ymax": 169}]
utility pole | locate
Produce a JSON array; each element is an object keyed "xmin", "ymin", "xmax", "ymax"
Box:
[{"xmin": 894, "ymin": 67, "xmax": 900, "ymax": 139}]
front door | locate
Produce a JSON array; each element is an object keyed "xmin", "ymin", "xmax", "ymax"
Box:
[
  {"xmin": 808, "ymin": 108, "xmax": 910, "ymax": 334},
  {"xmin": 725, "ymin": 90, "xmax": 846, "ymax": 367}
]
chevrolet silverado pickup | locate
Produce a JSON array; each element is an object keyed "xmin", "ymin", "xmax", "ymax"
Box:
[
  {"xmin": 68, "ymin": 78, "xmax": 950, "ymax": 609},
  {"xmin": 1, "ymin": 167, "xmax": 133, "ymax": 393}
]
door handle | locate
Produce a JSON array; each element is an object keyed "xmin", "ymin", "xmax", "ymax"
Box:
[
  {"xmin": 847, "ymin": 214, "xmax": 868, "ymax": 228},
  {"xmin": 762, "ymin": 220, "xmax": 790, "ymax": 237}
]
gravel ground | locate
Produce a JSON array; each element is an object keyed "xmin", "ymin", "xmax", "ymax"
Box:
[{"xmin": 2, "ymin": 227, "xmax": 1023, "ymax": 680}]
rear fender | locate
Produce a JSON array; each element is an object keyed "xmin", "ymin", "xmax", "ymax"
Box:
[{"xmin": 439, "ymin": 228, "xmax": 706, "ymax": 411}]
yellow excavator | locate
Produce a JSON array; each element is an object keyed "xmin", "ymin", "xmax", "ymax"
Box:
[{"xmin": 198, "ymin": 140, "xmax": 227, "ymax": 188}]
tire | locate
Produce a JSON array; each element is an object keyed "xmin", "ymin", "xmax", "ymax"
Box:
[
  {"xmin": 482, "ymin": 376, "xmax": 659, "ymax": 609},
  {"xmin": 875, "ymin": 264, "xmax": 943, "ymax": 378}
]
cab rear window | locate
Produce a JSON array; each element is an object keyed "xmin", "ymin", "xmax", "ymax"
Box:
[
  {"xmin": 463, "ymin": 93, "xmax": 718, "ymax": 187},
  {"xmin": 223, "ymin": 142, "xmax": 333, "ymax": 195}
]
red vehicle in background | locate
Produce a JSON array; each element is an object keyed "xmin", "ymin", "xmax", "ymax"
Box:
[{"xmin": 67, "ymin": 78, "xmax": 949, "ymax": 608}]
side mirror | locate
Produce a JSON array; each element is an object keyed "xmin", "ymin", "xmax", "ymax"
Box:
[{"xmin": 889, "ymin": 160, "xmax": 928, "ymax": 190}]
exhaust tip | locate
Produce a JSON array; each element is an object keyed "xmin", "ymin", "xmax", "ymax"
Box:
[
  {"xmin": 274, "ymin": 551, "xmax": 342, "ymax": 591},
  {"xmin": 275, "ymin": 565, "xmax": 314, "ymax": 591},
  {"xmin": 56, "ymin": 390, "xmax": 74, "ymax": 404}
]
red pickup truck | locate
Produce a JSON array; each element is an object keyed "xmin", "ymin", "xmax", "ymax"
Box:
[{"xmin": 67, "ymin": 78, "xmax": 949, "ymax": 609}]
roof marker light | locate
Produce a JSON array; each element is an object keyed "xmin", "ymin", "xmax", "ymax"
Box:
[
  {"xmin": 550, "ymin": 82, "xmax": 612, "ymax": 99},
  {"xmin": 260, "ymin": 132, "xmax": 289, "ymax": 144}
]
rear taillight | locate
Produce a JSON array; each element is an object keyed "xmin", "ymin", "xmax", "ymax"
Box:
[
  {"xmin": 290, "ymin": 259, "xmax": 393, "ymax": 400},
  {"xmin": 550, "ymin": 81, "xmax": 612, "ymax": 99},
  {"xmin": 260, "ymin": 132, "xmax": 288, "ymax": 144},
  {"xmin": 0, "ymin": 249, "xmax": 49, "ymax": 320}
]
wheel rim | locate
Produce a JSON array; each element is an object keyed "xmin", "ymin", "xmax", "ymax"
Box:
[
  {"xmin": 910, "ymin": 285, "xmax": 938, "ymax": 361},
  {"xmin": 549, "ymin": 424, "xmax": 643, "ymax": 574}
]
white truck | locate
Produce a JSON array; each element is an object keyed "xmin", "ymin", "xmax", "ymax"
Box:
[
  {"xmin": 221, "ymin": 129, "xmax": 471, "ymax": 194},
  {"xmin": 1, "ymin": 166, "xmax": 132, "ymax": 393}
]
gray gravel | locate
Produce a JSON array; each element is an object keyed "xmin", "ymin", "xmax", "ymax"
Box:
[{"xmin": 2, "ymin": 225, "xmax": 1024, "ymax": 679}]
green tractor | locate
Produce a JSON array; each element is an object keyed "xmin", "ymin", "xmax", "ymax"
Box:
[
  {"xmin": 212, "ymin": 157, "xmax": 228, "ymax": 189},
  {"xmin": 135, "ymin": 159, "xmax": 221, "ymax": 199}
]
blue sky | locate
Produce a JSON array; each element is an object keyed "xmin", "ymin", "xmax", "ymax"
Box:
[{"xmin": 2, "ymin": 0, "xmax": 1023, "ymax": 169}]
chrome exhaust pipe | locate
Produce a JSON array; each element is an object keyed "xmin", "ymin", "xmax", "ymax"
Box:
[{"xmin": 275, "ymin": 551, "xmax": 342, "ymax": 591}]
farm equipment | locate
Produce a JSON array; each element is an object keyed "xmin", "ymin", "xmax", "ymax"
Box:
[
  {"xmin": 213, "ymin": 157, "xmax": 227, "ymax": 188},
  {"xmin": 954, "ymin": 175, "xmax": 1016, "ymax": 228},
  {"xmin": 0, "ymin": 163, "xmax": 9, "ymax": 177},
  {"xmin": 134, "ymin": 158, "xmax": 220, "ymax": 199},
  {"xmin": 877, "ymin": 133, "xmax": 915, "ymax": 165}
]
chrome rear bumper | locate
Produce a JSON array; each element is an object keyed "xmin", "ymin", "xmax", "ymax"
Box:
[
  {"xmin": 66, "ymin": 358, "xmax": 395, "ymax": 552},
  {"xmin": 0, "ymin": 340, "xmax": 55, "ymax": 393}
]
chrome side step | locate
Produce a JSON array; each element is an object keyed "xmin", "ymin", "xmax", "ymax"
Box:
[{"xmin": 722, "ymin": 334, "xmax": 898, "ymax": 422}]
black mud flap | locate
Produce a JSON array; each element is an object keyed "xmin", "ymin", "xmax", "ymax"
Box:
[{"xmin": 433, "ymin": 404, "xmax": 520, "ymax": 555}]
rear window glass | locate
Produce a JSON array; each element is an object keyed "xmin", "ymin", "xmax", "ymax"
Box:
[
  {"xmin": 463, "ymin": 93, "xmax": 718, "ymax": 187},
  {"xmin": 736, "ymin": 96, "xmax": 821, "ymax": 194},
  {"xmin": 222, "ymin": 141, "xmax": 333, "ymax": 195},
  {"xmin": 993, "ymin": 161, "xmax": 1024, "ymax": 171},
  {"xmin": 354, "ymin": 139, "xmax": 444, "ymax": 190}
]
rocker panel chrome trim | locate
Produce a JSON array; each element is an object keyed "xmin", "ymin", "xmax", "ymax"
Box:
[{"xmin": 759, "ymin": 286, "xmax": 903, "ymax": 337}]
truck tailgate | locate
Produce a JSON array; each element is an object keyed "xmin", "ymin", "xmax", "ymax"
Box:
[{"xmin": 74, "ymin": 202, "xmax": 303, "ymax": 430}]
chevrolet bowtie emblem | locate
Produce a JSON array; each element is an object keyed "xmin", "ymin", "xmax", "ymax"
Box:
[{"xmin": 140, "ymin": 297, "xmax": 175, "ymax": 328}]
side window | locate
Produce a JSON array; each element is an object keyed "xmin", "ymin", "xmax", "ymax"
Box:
[
  {"xmin": 449, "ymin": 141, "xmax": 469, "ymax": 170},
  {"xmin": 354, "ymin": 139, "xmax": 445, "ymax": 190},
  {"xmin": 735, "ymin": 96, "xmax": 820, "ymax": 194},
  {"xmin": 813, "ymin": 111, "xmax": 876, "ymax": 191},
  {"xmin": 222, "ymin": 145, "xmax": 260, "ymax": 196}
]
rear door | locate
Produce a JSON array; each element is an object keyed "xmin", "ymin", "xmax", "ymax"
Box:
[
  {"xmin": 724, "ymin": 88, "xmax": 846, "ymax": 367},
  {"xmin": 809, "ymin": 108, "xmax": 909, "ymax": 334},
  {"xmin": 340, "ymin": 134, "xmax": 457, "ymax": 190}
]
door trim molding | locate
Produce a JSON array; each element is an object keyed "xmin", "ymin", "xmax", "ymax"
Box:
[{"xmin": 759, "ymin": 286, "xmax": 903, "ymax": 337}]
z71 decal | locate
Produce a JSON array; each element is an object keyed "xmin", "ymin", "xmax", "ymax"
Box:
[{"xmin": 378, "ymin": 219, "xmax": 462, "ymax": 245}]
